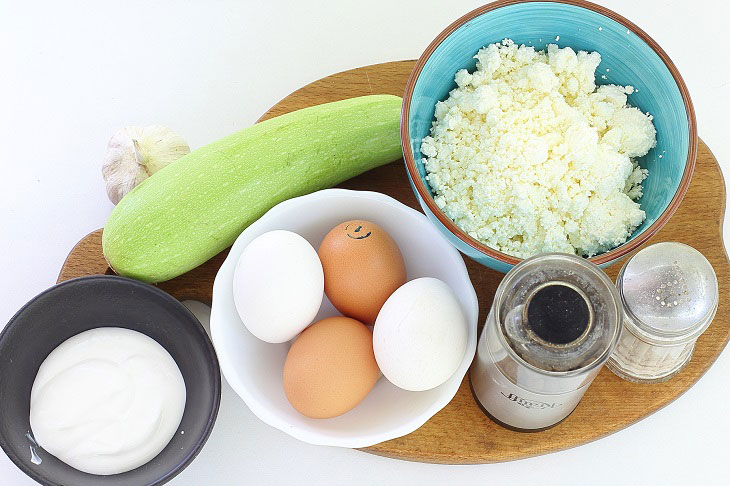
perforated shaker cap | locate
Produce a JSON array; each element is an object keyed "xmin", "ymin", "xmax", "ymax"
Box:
[{"xmin": 618, "ymin": 242, "xmax": 718, "ymax": 345}]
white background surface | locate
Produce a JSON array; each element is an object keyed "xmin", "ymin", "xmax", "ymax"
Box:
[{"xmin": 1, "ymin": 0, "xmax": 728, "ymax": 484}]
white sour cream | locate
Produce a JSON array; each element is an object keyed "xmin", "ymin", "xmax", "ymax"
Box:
[{"xmin": 30, "ymin": 327, "xmax": 186, "ymax": 475}]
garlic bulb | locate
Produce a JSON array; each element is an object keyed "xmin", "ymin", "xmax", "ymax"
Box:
[{"xmin": 102, "ymin": 125, "xmax": 190, "ymax": 204}]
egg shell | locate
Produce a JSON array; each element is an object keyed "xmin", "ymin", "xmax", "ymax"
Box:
[
  {"xmin": 318, "ymin": 220, "xmax": 406, "ymax": 325},
  {"xmin": 232, "ymin": 230, "xmax": 323, "ymax": 343},
  {"xmin": 373, "ymin": 277, "xmax": 467, "ymax": 391},
  {"xmin": 283, "ymin": 316, "xmax": 380, "ymax": 419}
]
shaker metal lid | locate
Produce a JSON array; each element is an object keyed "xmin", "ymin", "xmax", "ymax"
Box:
[{"xmin": 618, "ymin": 242, "xmax": 718, "ymax": 344}]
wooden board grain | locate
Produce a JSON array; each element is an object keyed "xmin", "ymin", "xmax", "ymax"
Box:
[{"xmin": 58, "ymin": 61, "xmax": 729, "ymax": 464}]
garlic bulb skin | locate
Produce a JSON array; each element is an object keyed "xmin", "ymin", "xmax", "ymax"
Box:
[{"xmin": 102, "ymin": 125, "xmax": 190, "ymax": 204}]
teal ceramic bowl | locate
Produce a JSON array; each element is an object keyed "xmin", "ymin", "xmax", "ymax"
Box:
[{"xmin": 402, "ymin": 0, "xmax": 697, "ymax": 273}]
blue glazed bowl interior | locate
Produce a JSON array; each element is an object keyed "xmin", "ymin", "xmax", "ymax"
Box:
[{"xmin": 407, "ymin": 1, "xmax": 692, "ymax": 258}]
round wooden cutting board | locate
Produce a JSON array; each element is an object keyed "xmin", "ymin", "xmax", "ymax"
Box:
[{"xmin": 58, "ymin": 61, "xmax": 730, "ymax": 464}]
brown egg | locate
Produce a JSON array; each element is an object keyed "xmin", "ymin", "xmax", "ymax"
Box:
[
  {"xmin": 318, "ymin": 220, "xmax": 406, "ymax": 324},
  {"xmin": 282, "ymin": 317, "xmax": 379, "ymax": 419}
]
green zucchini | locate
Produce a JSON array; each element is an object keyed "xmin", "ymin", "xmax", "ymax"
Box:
[{"xmin": 102, "ymin": 94, "xmax": 403, "ymax": 283}]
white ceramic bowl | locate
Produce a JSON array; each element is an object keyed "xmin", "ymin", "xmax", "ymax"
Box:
[{"xmin": 210, "ymin": 189, "xmax": 478, "ymax": 448}]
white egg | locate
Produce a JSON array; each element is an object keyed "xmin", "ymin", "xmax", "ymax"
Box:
[
  {"xmin": 373, "ymin": 277, "xmax": 467, "ymax": 391},
  {"xmin": 233, "ymin": 230, "xmax": 324, "ymax": 343}
]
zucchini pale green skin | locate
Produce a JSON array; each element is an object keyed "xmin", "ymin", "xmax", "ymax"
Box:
[{"xmin": 102, "ymin": 94, "xmax": 403, "ymax": 283}]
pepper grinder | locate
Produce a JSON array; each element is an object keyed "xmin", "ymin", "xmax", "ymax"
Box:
[{"xmin": 470, "ymin": 253, "xmax": 622, "ymax": 431}]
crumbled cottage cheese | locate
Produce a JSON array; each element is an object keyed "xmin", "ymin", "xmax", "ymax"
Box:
[{"xmin": 421, "ymin": 40, "xmax": 656, "ymax": 258}]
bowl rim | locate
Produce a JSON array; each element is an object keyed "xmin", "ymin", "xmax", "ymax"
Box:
[
  {"xmin": 210, "ymin": 188, "xmax": 479, "ymax": 448},
  {"xmin": 401, "ymin": 0, "xmax": 698, "ymax": 266},
  {"xmin": 0, "ymin": 275, "xmax": 222, "ymax": 486}
]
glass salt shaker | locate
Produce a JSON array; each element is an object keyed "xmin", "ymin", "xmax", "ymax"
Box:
[
  {"xmin": 470, "ymin": 253, "xmax": 622, "ymax": 431},
  {"xmin": 607, "ymin": 242, "xmax": 718, "ymax": 383}
]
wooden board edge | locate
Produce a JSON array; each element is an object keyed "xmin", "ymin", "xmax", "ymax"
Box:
[{"xmin": 54, "ymin": 55, "xmax": 729, "ymax": 463}]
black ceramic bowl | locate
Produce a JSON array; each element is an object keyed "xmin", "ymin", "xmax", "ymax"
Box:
[{"xmin": 0, "ymin": 276, "xmax": 221, "ymax": 486}]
